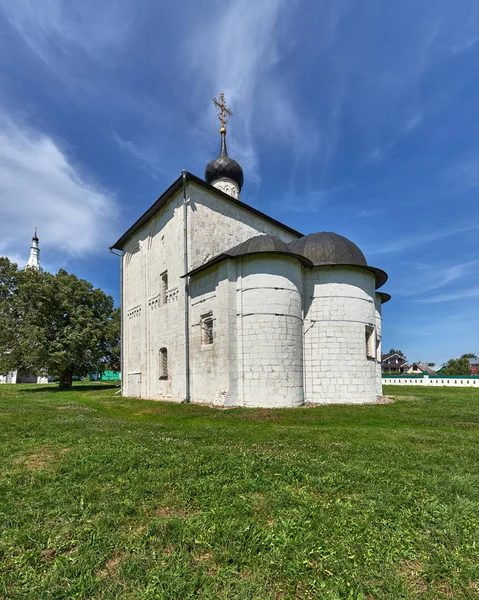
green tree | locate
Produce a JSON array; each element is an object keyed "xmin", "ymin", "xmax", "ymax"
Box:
[
  {"xmin": 388, "ymin": 348, "xmax": 406, "ymax": 359},
  {"xmin": 439, "ymin": 357, "xmax": 471, "ymax": 376},
  {"xmin": 101, "ymin": 306, "xmax": 121, "ymax": 372},
  {"xmin": 0, "ymin": 259, "xmax": 119, "ymax": 389},
  {"xmin": 461, "ymin": 353, "xmax": 477, "ymax": 359}
]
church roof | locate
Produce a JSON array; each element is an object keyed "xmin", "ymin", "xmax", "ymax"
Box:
[
  {"xmin": 110, "ymin": 172, "xmax": 302, "ymax": 251},
  {"xmin": 289, "ymin": 232, "xmax": 367, "ymax": 266},
  {"xmin": 288, "ymin": 231, "xmax": 388, "ymax": 289},
  {"xmin": 186, "ymin": 234, "xmax": 313, "ymax": 277},
  {"xmin": 378, "ymin": 292, "xmax": 391, "ymax": 304},
  {"xmin": 229, "ymin": 234, "xmax": 292, "ymax": 255},
  {"xmin": 187, "ymin": 231, "xmax": 388, "ymax": 290}
]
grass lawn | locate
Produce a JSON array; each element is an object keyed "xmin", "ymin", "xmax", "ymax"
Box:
[{"xmin": 1, "ymin": 384, "xmax": 479, "ymax": 599}]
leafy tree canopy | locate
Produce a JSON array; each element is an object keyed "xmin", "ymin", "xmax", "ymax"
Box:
[
  {"xmin": 388, "ymin": 348, "xmax": 406, "ymax": 359},
  {"xmin": 461, "ymin": 353, "xmax": 477, "ymax": 359},
  {"xmin": 0, "ymin": 258, "xmax": 119, "ymax": 389},
  {"xmin": 439, "ymin": 357, "xmax": 472, "ymax": 376}
]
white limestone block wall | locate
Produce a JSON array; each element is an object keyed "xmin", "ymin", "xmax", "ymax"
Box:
[
  {"xmin": 122, "ymin": 193, "xmax": 187, "ymax": 401},
  {"xmin": 121, "ymin": 182, "xmax": 300, "ymax": 402},
  {"xmin": 304, "ymin": 267, "xmax": 378, "ymax": 404},
  {"xmin": 375, "ymin": 294, "xmax": 383, "ymax": 398},
  {"xmin": 146, "ymin": 198, "xmax": 187, "ymax": 401},
  {"xmin": 189, "ymin": 262, "xmax": 239, "ymax": 406},
  {"xmin": 236, "ymin": 255, "xmax": 304, "ymax": 407}
]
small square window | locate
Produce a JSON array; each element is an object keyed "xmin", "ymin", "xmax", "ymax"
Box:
[{"xmin": 201, "ymin": 313, "xmax": 214, "ymax": 345}]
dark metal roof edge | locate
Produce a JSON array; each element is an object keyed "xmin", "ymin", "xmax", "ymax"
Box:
[
  {"xmin": 184, "ymin": 253, "xmax": 230, "ymax": 277},
  {"xmin": 185, "ymin": 254, "xmax": 389, "ymax": 289},
  {"xmin": 378, "ymin": 292, "xmax": 391, "ymax": 304},
  {"xmin": 308, "ymin": 263, "xmax": 388, "ymax": 290},
  {"xmin": 110, "ymin": 171, "xmax": 303, "ymax": 250},
  {"xmin": 185, "ymin": 250, "xmax": 313, "ymax": 278}
]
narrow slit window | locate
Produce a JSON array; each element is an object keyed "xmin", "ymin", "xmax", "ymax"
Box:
[
  {"xmin": 161, "ymin": 271, "xmax": 168, "ymax": 305},
  {"xmin": 159, "ymin": 348, "xmax": 168, "ymax": 379},
  {"xmin": 201, "ymin": 313, "xmax": 214, "ymax": 345},
  {"xmin": 365, "ymin": 325, "xmax": 375, "ymax": 359}
]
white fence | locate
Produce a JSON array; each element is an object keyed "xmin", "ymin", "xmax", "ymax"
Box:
[{"xmin": 383, "ymin": 375, "xmax": 479, "ymax": 387}]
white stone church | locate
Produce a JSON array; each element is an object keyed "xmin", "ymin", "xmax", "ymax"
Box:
[{"xmin": 111, "ymin": 102, "xmax": 390, "ymax": 407}]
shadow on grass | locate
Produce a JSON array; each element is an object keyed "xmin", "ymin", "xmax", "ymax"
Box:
[{"xmin": 20, "ymin": 384, "xmax": 120, "ymax": 393}]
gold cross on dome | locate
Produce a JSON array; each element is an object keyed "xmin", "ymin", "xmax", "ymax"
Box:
[{"xmin": 212, "ymin": 93, "xmax": 232, "ymax": 133}]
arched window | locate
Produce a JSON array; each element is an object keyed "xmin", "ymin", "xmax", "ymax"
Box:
[
  {"xmin": 161, "ymin": 271, "xmax": 168, "ymax": 305},
  {"xmin": 159, "ymin": 348, "xmax": 168, "ymax": 379},
  {"xmin": 201, "ymin": 313, "xmax": 214, "ymax": 345}
]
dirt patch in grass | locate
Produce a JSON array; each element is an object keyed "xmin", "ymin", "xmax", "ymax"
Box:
[
  {"xmin": 378, "ymin": 395, "xmax": 395, "ymax": 404},
  {"xmin": 400, "ymin": 560, "xmax": 428, "ymax": 595},
  {"xmin": 40, "ymin": 548, "xmax": 56, "ymax": 562},
  {"xmin": 192, "ymin": 552, "xmax": 220, "ymax": 576},
  {"xmin": 154, "ymin": 505, "xmax": 200, "ymax": 520},
  {"xmin": 13, "ymin": 445, "xmax": 71, "ymax": 471},
  {"xmin": 96, "ymin": 551, "xmax": 128, "ymax": 580},
  {"xmin": 251, "ymin": 491, "xmax": 266, "ymax": 513},
  {"xmin": 390, "ymin": 395, "xmax": 422, "ymax": 402}
]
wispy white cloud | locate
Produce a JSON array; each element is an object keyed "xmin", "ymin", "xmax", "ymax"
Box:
[
  {"xmin": 0, "ymin": 0, "xmax": 134, "ymax": 65},
  {"xmin": 357, "ymin": 207, "xmax": 387, "ymax": 218},
  {"xmin": 184, "ymin": 0, "xmax": 308, "ymax": 185},
  {"xmin": 0, "ymin": 114, "xmax": 118, "ymax": 261},
  {"xmin": 367, "ymin": 221, "xmax": 479, "ymax": 256},
  {"xmin": 275, "ymin": 182, "xmax": 353, "ymax": 214},
  {"xmin": 112, "ymin": 132, "xmax": 169, "ymax": 180},
  {"xmin": 397, "ymin": 260, "xmax": 479, "ymax": 297},
  {"xmin": 415, "ymin": 287, "xmax": 479, "ymax": 304}
]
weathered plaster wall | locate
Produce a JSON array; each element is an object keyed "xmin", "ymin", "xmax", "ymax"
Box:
[
  {"xmin": 303, "ymin": 267, "xmax": 378, "ymax": 404},
  {"xmin": 122, "ymin": 182, "xmax": 300, "ymax": 402},
  {"xmin": 189, "ymin": 262, "xmax": 238, "ymax": 406},
  {"xmin": 187, "ymin": 182, "xmax": 299, "ymax": 270},
  {"xmin": 236, "ymin": 255, "xmax": 304, "ymax": 407},
  {"xmin": 121, "ymin": 178, "xmax": 385, "ymax": 406}
]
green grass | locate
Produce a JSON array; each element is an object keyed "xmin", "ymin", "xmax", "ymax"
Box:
[{"xmin": 1, "ymin": 384, "xmax": 479, "ymax": 599}]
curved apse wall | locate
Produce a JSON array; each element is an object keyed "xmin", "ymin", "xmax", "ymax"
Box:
[
  {"xmin": 304, "ymin": 266, "xmax": 378, "ymax": 404},
  {"xmin": 238, "ymin": 255, "xmax": 304, "ymax": 407}
]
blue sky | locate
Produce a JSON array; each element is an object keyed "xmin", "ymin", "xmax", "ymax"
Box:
[{"xmin": 0, "ymin": 0, "xmax": 478, "ymax": 366}]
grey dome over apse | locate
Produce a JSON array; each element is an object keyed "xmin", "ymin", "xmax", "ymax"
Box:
[
  {"xmin": 205, "ymin": 134, "xmax": 244, "ymax": 190},
  {"xmin": 226, "ymin": 234, "xmax": 312, "ymax": 266},
  {"xmin": 289, "ymin": 232, "xmax": 367, "ymax": 266},
  {"xmin": 229, "ymin": 234, "xmax": 290, "ymax": 255},
  {"xmin": 289, "ymin": 232, "xmax": 388, "ymax": 289},
  {"xmin": 187, "ymin": 232, "xmax": 387, "ymax": 289}
]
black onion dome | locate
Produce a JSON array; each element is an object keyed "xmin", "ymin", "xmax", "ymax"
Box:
[
  {"xmin": 205, "ymin": 133, "xmax": 244, "ymax": 190},
  {"xmin": 289, "ymin": 232, "xmax": 388, "ymax": 289}
]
